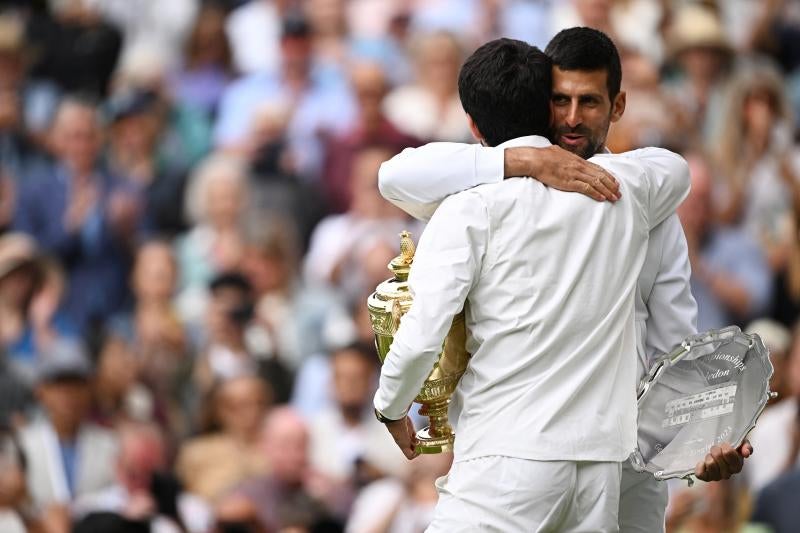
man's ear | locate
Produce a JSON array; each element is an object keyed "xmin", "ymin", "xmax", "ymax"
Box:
[
  {"xmin": 466, "ymin": 114, "xmax": 485, "ymax": 145},
  {"xmin": 610, "ymin": 91, "xmax": 626, "ymax": 123}
]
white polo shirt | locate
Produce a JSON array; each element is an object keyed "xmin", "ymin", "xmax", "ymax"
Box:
[{"xmin": 373, "ymin": 135, "xmax": 691, "ymax": 462}]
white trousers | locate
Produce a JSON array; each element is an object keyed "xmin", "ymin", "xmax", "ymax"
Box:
[
  {"xmin": 618, "ymin": 460, "xmax": 668, "ymax": 533},
  {"xmin": 427, "ymin": 456, "xmax": 622, "ymax": 532}
]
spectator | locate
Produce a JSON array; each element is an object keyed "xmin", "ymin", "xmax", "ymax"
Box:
[
  {"xmin": 171, "ymin": 2, "xmax": 234, "ymax": 118},
  {"xmin": 214, "ymin": 14, "xmax": 356, "ymax": 180},
  {"xmin": 110, "ymin": 43, "xmax": 214, "ymax": 186},
  {"xmin": 240, "ymin": 217, "xmax": 354, "ymax": 373},
  {"xmin": 305, "ymin": 146, "xmax": 416, "ymax": 303},
  {"xmin": 176, "ymin": 373, "xmax": 270, "ymax": 504},
  {"xmin": 13, "ymin": 97, "xmax": 136, "ymax": 333},
  {"xmin": 305, "ymin": 0, "xmax": 350, "ymax": 75},
  {"xmin": 606, "ymin": 46, "xmax": 681, "ymax": 152},
  {"xmin": 345, "ymin": 452, "xmax": 452, "ymax": 533},
  {"xmin": 103, "ymin": 90, "xmax": 191, "ymax": 235},
  {"xmin": 677, "ymin": 152, "xmax": 772, "ymax": 331},
  {"xmin": 193, "ymin": 272, "xmax": 257, "ymax": 398},
  {"xmin": 25, "ymin": 0, "xmax": 122, "ymax": 98},
  {"xmin": 18, "ymin": 339, "xmax": 118, "ymax": 509},
  {"xmin": 0, "ymin": 15, "xmax": 51, "ymax": 184},
  {"xmin": 0, "ymin": 233, "xmax": 76, "ymax": 381},
  {"xmin": 224, "ymin": 0, "xmax": 288, "ymax": 75},
  {"xmin": 216, "ymin": 407, "xmax": 339, "ymax": 532},
  {"xmin": 244, "ymin": 101, "xmax": 327, "ymax": 250},
  {"xmin": 665, "ymin": 478, "xmax": 764, "ymax": 533},
  {"xmin": 663, "ymin": 4, "xmax": 735, "ymax": 146},
  {"xmin": 308, "ymin": 344, "xmax": 408, "ymax": 487},
  {"xmin": 175, "ymin": 153, "xmax": 247, "ymax": 325},
  {"xmin": 713, "ymin": 64, "xmax": 800, "ymax": 324},
  {"xmin": 90, "ymin": 327, "xmax": 156, "ymax": 429},
  {"xmin": 89, "ymin": 0, "xmax": 198, "ymax": 73},
  {"xmin": 383, "ymin": 31, "xmax": 470, "ymax": 142},
  {"xmin": 322, "ymin": 61, "xmax": 420, "ymax": 213},
  {"xmin": 74, "ymin": 422, "xmax": 212, "ymax": 533},
  {"xmin": 106, "ymin": 241, "xmax": 188, "ymax": 433},
  {"xmin": 119, "ymin": 241, "xmax": 187, "ymax": 390},
  {"xmin": 746, "ymin": 322, "xmax": 800, "ymax": 492},
  {"xmin": 746, "ymin": 318, "xmax": 793, "ymax": 405}
]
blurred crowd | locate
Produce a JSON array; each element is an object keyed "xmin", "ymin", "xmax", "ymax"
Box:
[{"xmin": 0, "ymin": 0, "xmax": 798, "ymax": 532}]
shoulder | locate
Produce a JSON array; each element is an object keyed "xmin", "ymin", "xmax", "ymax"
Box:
[{"xmin": 433, "ymin": 187, "xmax": 490, "ymax": 220}]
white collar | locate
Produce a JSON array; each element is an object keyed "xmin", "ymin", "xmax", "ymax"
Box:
[{"xmin": 495, "ymin": 135, "xmax": 552, "ymax": 149}]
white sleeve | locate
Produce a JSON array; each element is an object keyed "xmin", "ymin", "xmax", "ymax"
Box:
[
  {"xmin": 373, "ymin": 190, "xmax": 489, "ymax": 419},
  {"xmin": 623, "ymin": 147, "xmax": 692, "ymax": 230},
  {"xmin": 378, "ymin": 143, "xmax": 504, "ymax": 222},
  {"xmin": 644, "ymin": 215, "xmax": 699, "ymax": 362}
]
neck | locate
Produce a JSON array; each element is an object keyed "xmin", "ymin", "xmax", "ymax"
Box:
[{"xmin": 51, "ymin": 420, "xmax": 79, "ymax": 442}]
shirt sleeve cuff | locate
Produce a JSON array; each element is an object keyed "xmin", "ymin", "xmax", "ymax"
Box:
[
  {"xmin": 473, "ymin": 146, "xmax": 505, "ymax": 186},
  {"xmin": 373, "ymin": 392, "xmax": 410, "ymax": 422}
]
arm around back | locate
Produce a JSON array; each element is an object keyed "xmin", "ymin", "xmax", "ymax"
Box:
[{"xmin": 378, "ymin": 143, "xmax": 503, "ymax": 222}]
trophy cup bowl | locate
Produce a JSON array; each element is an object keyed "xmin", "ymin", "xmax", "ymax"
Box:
[{"xmin": 367, "ymin": 231, "xmax": 470, "ymax": 454}]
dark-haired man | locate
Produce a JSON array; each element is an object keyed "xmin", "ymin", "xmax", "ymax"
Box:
[
  {"xmin": 373, "ymin": 37, "xmax": 689, "ymax": 530},
  {"xmin": 377, "ymin": 27, "xmax": 749, "ymax": 532}
]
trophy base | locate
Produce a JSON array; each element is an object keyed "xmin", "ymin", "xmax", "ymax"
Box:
[{"xmin": 415, "ymin": 426, "xmax": 454, "ymax": 454}]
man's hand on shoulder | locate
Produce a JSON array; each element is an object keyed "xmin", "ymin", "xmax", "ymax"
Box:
[
  {"xmin": 695, "ymin": 440, "xmax": 753, "ymax": 482},
  {"xmin": 504, "ymin": 145, "xmax": 621, "ymax": 202}
]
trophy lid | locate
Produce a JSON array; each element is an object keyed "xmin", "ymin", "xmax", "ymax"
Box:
[{"xmin": 388, "ymin": 230, "xmax": 415, "ymax": 281}]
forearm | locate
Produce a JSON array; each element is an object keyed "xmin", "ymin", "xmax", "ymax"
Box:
[
  {"xmin": 504, "ymin": 147, "xmax": 539, "ymax": 177},
  {"xmin": 374, "ymin": 335, "xmax": 444, "ymax": 420},
  {"xmin": 378, "ymin": 143, "xmax": 503, "ymax": 221}
]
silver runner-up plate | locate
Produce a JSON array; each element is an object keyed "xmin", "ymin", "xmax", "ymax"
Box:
[{"xmin": 631, "ymin": 326, "xmax": 774, "ymax": 483}]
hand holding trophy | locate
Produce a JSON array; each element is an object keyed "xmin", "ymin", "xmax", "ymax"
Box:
[{"xmin": 367, "ymin": 231, "xmax": 470, "ymax": 453}]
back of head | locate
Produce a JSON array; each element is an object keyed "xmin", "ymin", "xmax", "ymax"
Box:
[
  {"xmin": 545, "ymin": 27, "xmax": 621, "ymax": 99},
  {"xmin": 458, "ymin": 38, "xmax": 551, "ymax": 147}
]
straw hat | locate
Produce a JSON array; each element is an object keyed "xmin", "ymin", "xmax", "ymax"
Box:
[{"xmin": 667, "ymin": 4, "xmax": 732, "ymax": 58}]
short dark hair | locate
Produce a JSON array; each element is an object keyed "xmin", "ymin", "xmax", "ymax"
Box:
[
  {"xmin": 545, "ymin": 27, "xmax": 622, "ymax": 99},
  {"xmin": 458, "ymin": 38, "xmax": 552, "ymax": 147}
]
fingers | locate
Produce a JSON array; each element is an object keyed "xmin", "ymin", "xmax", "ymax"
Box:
[
  {"xmin": 572, "ymin": 162, "xmax": 620, "ymax": 202},
  {"xmin": 738, "ymin": 439, "xmax": 753, "ymax": 458},
  {"xmin": 720, "ymin": 443, "xmax": 744, "ymax": 475},
  {"xmin": 712, "ymin": 445, "xmax": 733, "ymax": 479},
  {"xmin": 386, "ymin": 417, "xmax": 419, "ymax": 460},
  {"xmin": 696, "ymin": 444, "xmax": 744, "ymax": 482},
  {"xmin": 585, "ymin": 163, "xmax": 620, "ymax": 202},
  {"xmin": 405, "ymin": 417, "xmax": 420, "ymax": 459},
  {"xmin": 696, "ymin": 447, "xmax": 722, "ymax": 481}
]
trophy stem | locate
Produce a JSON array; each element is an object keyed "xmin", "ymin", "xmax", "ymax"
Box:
[{"xmin": 416, "ymin": 398, "xmax": 454, "ymax": 454}]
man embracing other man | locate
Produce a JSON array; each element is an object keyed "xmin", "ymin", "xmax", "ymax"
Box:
[
  {"xmin": 377, "ymin": 27, "xmax": 752, "ymax": 532},
  {"xmin": 373, "ymin": 37, "xmax": 690, "ymax": 531}
]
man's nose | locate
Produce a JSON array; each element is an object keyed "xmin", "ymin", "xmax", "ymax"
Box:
[{"xmin": 565, "ymin": 102, "xmax": 581, "ymax": 128}]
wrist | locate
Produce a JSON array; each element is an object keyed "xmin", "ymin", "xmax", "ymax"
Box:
[
  {"xmin": 504, "ymin": 147, "xmax": 539, "ymax": 179},
  {"xmin": 374, "ymin": 407, "xmax": 405, "ymax": 424}
]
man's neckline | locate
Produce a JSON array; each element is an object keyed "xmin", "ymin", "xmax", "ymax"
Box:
[{"xmin": 495, "ymin": 135, "xmax": 552, "ymax": 149}]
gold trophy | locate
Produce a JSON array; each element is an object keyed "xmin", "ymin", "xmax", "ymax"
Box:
[{"xmin": 367, "ymin": 231, "xmax": 470, "ymax": 453}]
